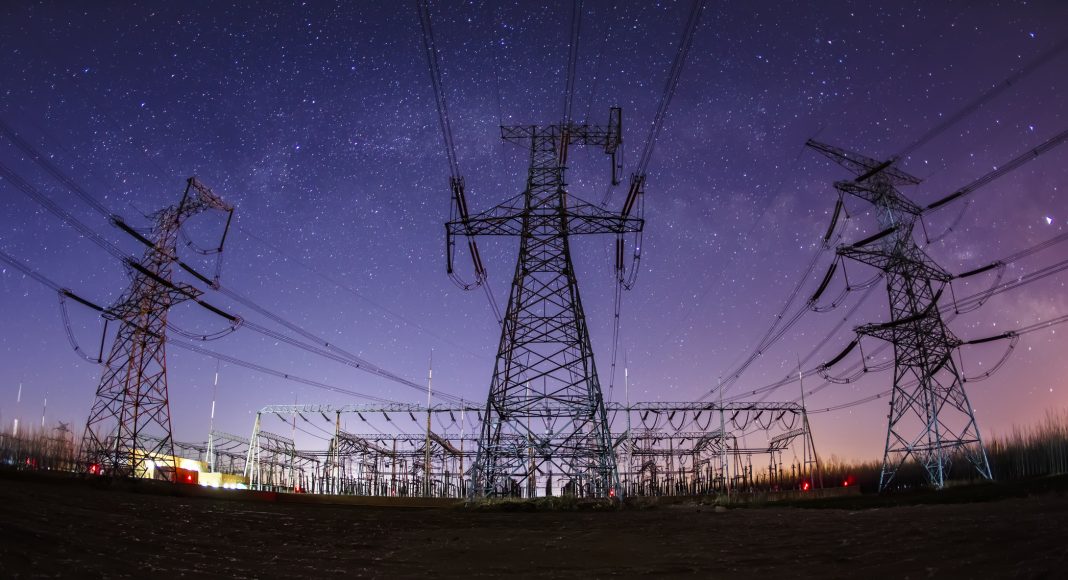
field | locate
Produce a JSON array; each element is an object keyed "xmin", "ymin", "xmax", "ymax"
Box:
[{"xmin": 2, "ymin": 473, "xmax": 1067, "ymax": 578}]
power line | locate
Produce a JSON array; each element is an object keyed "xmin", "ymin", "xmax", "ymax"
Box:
[
  {"xmin": 582, "ymin": 0, "xmax": 616, "ymax": 124},
  {"xmin": 633, "ymin": 0, "xmax": 706, "ymax": 177},
  {"xmin": 0, "ymin": 161, "xmax": 127, "ymax": 262},
  {"xmin": 416, "ymin": 0, "xmax": 501, "ymax": 323},
  {"xmin": 171, "ymin": 339, "xmax": 401, "ymax": 405},
  {"xmin": 416, "ymin": 0, "xmax": 460, "ymax": 181},
  {"xmin": 703, "ymin": 200, "xmax": 851, "ymax": 401},
  {"xmin": 809, "ymin": 309, "xmax": 1068, "ymax": 415},
  {"xmin": 562, "ymin": 0, "xmax": 584, "ymax": 125},
  {"xmin": 923, "ymin": 125, "xmax": 1068, "ymax": 214},
  {"xmin": 236, "ymin": 225, "xmax": 488, "ymax": 361},
  {"xmin": 893, "ymin": 35, "xmax": 1068, "ymax": 162},
  {"xmin": 0, "ymin": 118, "xmax": 115, "ymax": 219},
  {"xmin": 0, "ymin": 245, "xmax": 404, "ymax": 405},
  {"xmin": 0, "ymin": 149, "xmax": 457, "ymax": 401},
  {"xmin": 775, "ymin": 231, "xmax": 1068, "ymax": 408},
  {"xmin": 7, "ymin": 112, "xmax": 486, "ymax": 361}
]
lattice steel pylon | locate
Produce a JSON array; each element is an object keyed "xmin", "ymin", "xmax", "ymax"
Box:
[
  {"xmin": 447, "ymin": 108, "xmax": 643, "ymax": 498},
  {"xmin": 82, "ymin": 177, "xmax": 232, "ymax": 480},
  {"xmin": 807, "ymin": 140, "xmax": 992, "ymax": 491}
]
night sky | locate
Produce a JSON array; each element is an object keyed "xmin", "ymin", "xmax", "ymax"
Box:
[{"xmin": 2, "ymin": 1, "xmax": 1067, "ymax": 462}]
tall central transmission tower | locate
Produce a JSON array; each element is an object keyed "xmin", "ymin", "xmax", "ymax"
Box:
[
  {"xmin": 807, "ymin": 140, "xmax": 992, "ymax": 491},
  {"xmin": 447, "ymin": 109, "xmax": 643, "ymax": 498},
  {"xmin": 82, "ymin": 177, "xmax": 233, "ymax": 480}
]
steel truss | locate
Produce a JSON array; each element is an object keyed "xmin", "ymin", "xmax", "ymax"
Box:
[
  {"xmin": 444, "ymin": 108, "xmax": 640, "ymax": 499},
  {"xmin": 808, "ymin": 140, "xmax": 992, "ymax": 491},
  {"xmin": 244, "ymin": 415, "xmax": 322, "ymax": 492},
  {"xmin": 246, "ymin": 401, "xmax": 819, "ymax": 498},
  {"xmin": 444, "ymin": 109, "xmax": 641, "ymax": 498},
  {"xmin": 81, "ymin": 178, "xmax": 233, "ymax": 480}
]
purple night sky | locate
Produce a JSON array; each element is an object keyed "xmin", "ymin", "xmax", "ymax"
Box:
[{"xmin": 1, "ymin": 1, "xmax": 1067, "ymax": 462}]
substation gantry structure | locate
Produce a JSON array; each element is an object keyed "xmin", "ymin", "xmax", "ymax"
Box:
[
  {"xmin": 240, "ymin": 401, "xmax": 819, "ymax": 498},
  {"xmin": 81, "ymin": 178, "xmax": 234, "ymax": 480},
  {"xmin": 807, "ymin": 141, "xmax": 992, "ymax": 491},
  {"xmin": 445, "ymin": 108, "xmax": 643, "ymax": 498}
]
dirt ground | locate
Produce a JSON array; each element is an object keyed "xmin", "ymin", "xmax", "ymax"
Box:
[{"xmin": 1, "ymin": 475, "xmax": 1066, "ymax": 578}]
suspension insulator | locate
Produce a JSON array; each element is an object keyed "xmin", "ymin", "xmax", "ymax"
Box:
[
  {"xmin": 956, "ymin": 262, "xmax": 1001, "ymax": 279},
  {"xmin": 823, "ymin": 339, "xmax": 858, "ymax": 368},
  {"xmin": 850, "ymin": 226, "xmax": 897, "ymax": 248},
  {"xmin": 810, "ymin": 261, "xmax": 838, "ymax": 303},
  {"xmin": 926, "ymin": 190, "xmax": 965, "ymax": 211},
  {"xmin": 824, "ymin": 198, "xmax": 843, "ymax": 242},
  {"xmin": 622, "ymin": 174, "xmax": 645, "ymax": 218},
  {"xmin": 966, "ymin": 332, "xmax": 1014, "ymax": 345}
]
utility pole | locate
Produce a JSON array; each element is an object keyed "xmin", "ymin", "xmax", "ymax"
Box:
[
  {"xmin": 807, "ymin": 140, "xmax": 992, "ymax": 491},
  {"xmin": 424, "ymin": 350, "xmax": 433, "ymax": 497},
  {"xmin": 458, "ymin": 400, "xmax": 465, "ymax": 498},
  {"xmin": 289, "ymin": 394, "xmax": 297, "ymax": 490},
  {"xmin": 719, "ymin": 376, "xmax": 729, "ymax": 500},
  {"xmin": 81, "ymin": 177, "xmax": 234, "ymax": 481},
  {"xmin": 798, "ymin": 356, "xmax": 822, "ymax": 490},
  {"xmin": 624, "ymin": 357, "xmax": 631, "ymax": 497},
  {"xmin": 13, "ymin": 382, "xmax": 21, "ymax": 438},
  {"xmin": 334, "ymin": 411, "xmax": 341, "ymax": 494},
  {"xmin": 207, "ymin": 361, "xmax": 219, "ymax": 472},
  {"xmin": 448, "ymin": 108, "xmax": 643, "ymax": 498}
]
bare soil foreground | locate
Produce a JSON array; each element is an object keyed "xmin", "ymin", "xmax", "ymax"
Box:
[{"xmin": 2, "ymin": 474, "xmax": 1067, "ymax": 578}]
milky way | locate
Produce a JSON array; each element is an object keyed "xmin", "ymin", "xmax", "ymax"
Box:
[{"xmin": 1, "ymin": 1, "xmax": 1067, "ymax": 461}]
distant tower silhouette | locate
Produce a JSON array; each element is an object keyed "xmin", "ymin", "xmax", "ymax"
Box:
[
  {"xmin": 807, "ymin": 140, "xmax": 992, "ymax": 491},
  {"xmin": 447, "ymin": 108, "xmax": 642, "ymax": 497},
  {"xmin": 82, "ymin": 178, "xmax": 232, "ymax": 480}
]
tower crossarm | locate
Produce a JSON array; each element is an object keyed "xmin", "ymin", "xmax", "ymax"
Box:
[
  {"xmin": 856, "ymin": 310, "xmax": 962, "ymax": 351},
  {"xmin": 185, "ymin": 176, "xmax": 234, "ymax": 213},
  {"xmin": 501, "ymin": 121, "xmax": 620, "ymax": 151},
  {"xmin": 768, "ymin": 428, "xmax": 805, "ymax": 451},
  {"xmin": 335, "ymin": 431, "xmax": 398, "ymax": 457},
  {"xmin": 805, "ymin": 139, "xmax": 921, "ymax": 186},
  {"xmin": 446, "ymin": 198, "xmax": 643, "ymax": 237},
  {"xmin": 838, "ymin": 245, "xmax": 951, "ymax": 282},
  {"xmin": 834, "ymin": 180, "xmax": 923, "ymax": 217}
]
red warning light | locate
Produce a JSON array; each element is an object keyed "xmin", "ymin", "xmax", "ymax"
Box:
[
  {"xmin": 88, "ymin": 463, "xmax": 102, "ymax": 476},
  {"xmin": 802, "ymin": 481, "xmax": 811, "ymax": 491},
  {"xmin": 609, "ymin": 488, "xmax": 616, "ymax": 498},
  {"xmin": 843, "ymin": 480, "xmax": 849, "ymax": 487}
]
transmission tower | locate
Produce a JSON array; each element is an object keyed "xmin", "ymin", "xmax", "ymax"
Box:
[
  {"xmin": 447, "ymin": 108, "xmax": 643, "ymax": 498},
  {"xmin": 81, "ymin": 177, "xmax": 233, "ymax": 480},
  {"xmin": 807, "ymin": 140, "xmax": 992, "ymax": 491}
]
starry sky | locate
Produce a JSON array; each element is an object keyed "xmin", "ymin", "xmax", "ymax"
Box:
[{"xmin": 1, "ymin": 1, "xmax": 1067, "ymax": 463}]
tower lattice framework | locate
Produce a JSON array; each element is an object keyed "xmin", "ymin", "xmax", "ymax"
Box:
[
  {"xmin": 808, "ymin": 140, "xmax": 992, "ymax": 491},
  {"xmin": 447, "ymin": 109, "xmax": 643, "ymax": 498},
  {"xmin": 82, "ymin": 177, "xmax": 232, "ymax": 480}
]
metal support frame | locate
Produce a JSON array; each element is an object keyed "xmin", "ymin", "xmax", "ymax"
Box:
[
  {"xmin": 251, "ymin": 401, "xmax": 817, "ymax": 498},
  {"xmin": 81, "ymin": 178, "xmax": 233, "ymax": 480},
  {"xmin": 808, "ymin": 140, "xmax": 992, "ymax": 491},
  {"xmin": 245, "ymin": 414, "xmax": 321, "ymax": 491},
  {"xmin": 445, "ymin": 109, "xmax": 641, "ymax": 498}
]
